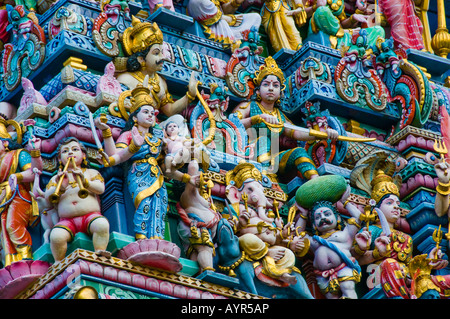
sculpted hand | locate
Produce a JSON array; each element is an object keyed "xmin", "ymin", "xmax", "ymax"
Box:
[
  {"xmin": 434, "ymin": 162, "xmax": 450, "ymax": 183},
  {"xmin": 374, "ymin": 235, "xmax": 390, "ymax": 256},
  {"xmin": 268, "ymin": 247, "xmax": 285, "ymax": 261},
  {"xmin": 187, "ymin": 72, "xmax": 199, "ymax": 99},
  {"xmin": 8, "ymin": 174, "xmax": 18, "ymax": 191},
  {"xmin": 238, "ymin": 210, "xmax": 251, "ymax": 227},
  {"xmin": 351, "ymin": 13, "xmax": 369, "ymax": 24},
  {"xmin": 326, "ymin": 128, "xmax": 339, "ymax": 141},
  {"xmin": 285, "ymin": 7, "xmax": 303, "ymax": 16},
  {"xmin": 289, "ymin": 236, "xmax": 306, "ymax": 253},
  {"xmin": 27, "ymin": 137, "xmax": 41, "ymax": 151},
  {"xmin": 131, "ymin": 126, "xmax": 145, "ymax": 147},
  {"xmin": 354, "ymin": 228, "xmax": 371, "ymax": 252},
  {"xmin": 259, "ymin": 113, "xmax": 279, "ymax": 125},
  {"xmin": 94, "ymin": 117, "xmax": 110, "ymax": 131},
  {"xmin": 429, "ymin": 247, "xmax": 449, "ymax": 269},
  {"xmin": 189, "ymin": 174, "xmax": 200, "ymax": 187},
  {"xmin": 274, "ymin": 216, "xmax": 284, "ymax": 229}
]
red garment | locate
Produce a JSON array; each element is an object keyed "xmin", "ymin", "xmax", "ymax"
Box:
[
  {"xmin": 0, "ymin": 10, "xmax": 9, "ymax": 44},
  {"xmin": 378, "ymin": 0, "xmax": 424, "ymax": 50},
  {"xmin": 54, "ymin": 211, "xmax": 105, "ymax": 239},
  {"xmin": 0, "ymin": 150, "xmax": 33, "ymax": 260}
]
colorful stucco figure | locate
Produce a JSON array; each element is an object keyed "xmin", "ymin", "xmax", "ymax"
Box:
[{"xmin": 0, "ymin": 0, "xmax": 449, "ymax": 302}]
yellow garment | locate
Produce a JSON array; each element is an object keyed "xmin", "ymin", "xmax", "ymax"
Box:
[
  {"xmin": 261, "ymin": 0, "xmax": 304, "ymax": 52},
  {"xmin": 239, "ymin": 233, "xmax": 299, "ymax": 279}
]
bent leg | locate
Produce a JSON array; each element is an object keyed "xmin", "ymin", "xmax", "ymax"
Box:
[{"xmin": 50, "ymin": 227, "xmax": 72, "ymax": 263}]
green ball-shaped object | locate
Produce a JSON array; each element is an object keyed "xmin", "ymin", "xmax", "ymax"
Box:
[{"xmin": 295, "ymin": 175, "xmax": 348, "ymax": 209}]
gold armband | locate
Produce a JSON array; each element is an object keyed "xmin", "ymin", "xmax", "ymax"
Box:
[
  {"xmin": 108, "ymin": 156, "xmax": 116, "ymax": 166},
  {"xmin": 226, "ymin": 14, "xmax": 237, "ymax": 26},
  {"xmin": 353, "ymin": 243, "xmax": 366, "ymax": 256},
  {"xmin": 30, "ymin": 149, "xmax": 41, "ymax": 158},
  {"xmin": 437, "ymin": 180, "xmax": 450, "ymax": 196},
  {"xmin": 250, "ymin": 115, "xmax": 262, "ymax": 125},
  {"xmin": 185, "ymin": 91, "xmax": 196, "ymax": 102},
  {"xmin": 128, "ymin": 140, "xmax": 141, "ymax": 154},
  {"xmin": 372, "ymin": 247, "xmax": 383, "ymax": 260},
  {"xmin": 230, "ymin": 0, "xmax": 241, "ymax": 8},
  {"xmin": 347, "ymin": 217, "xmax": 361, "ymax": 229},
  {"xmin": 181, "ymin": 173, "xmax": 191, "ymax": 184},
  {"xmin": 295, "ymin": 237, "xmax": 310, "ymax": 258},
  {"xmin": 298, "ymin": 213, "xmax": 308, "ymax": 220},
  {"xmin": 102, "ymin": 128, "xmax": 112, "ymax": 139},
  {"xmin": 15, "ymin": 173, "xmax": 24, "ymax": 183}
]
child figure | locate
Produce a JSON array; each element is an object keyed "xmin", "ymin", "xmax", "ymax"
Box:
[
  {"xmin": 162, "ymin": 115, "xmax": 192, "ymax": 174},
  {"xmin": 44, "ymin": 137, "xmax": 110, "ymax": 264}
]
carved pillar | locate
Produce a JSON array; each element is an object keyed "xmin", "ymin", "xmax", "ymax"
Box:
[{"xmin": 100, "ymin": 166, "xmax": 128, "ymax": 234}]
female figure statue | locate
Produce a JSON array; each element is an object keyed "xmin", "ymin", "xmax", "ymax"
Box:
[{"xmin": 97, "ymin": 82, "xmax": 199, "ymax": 240}]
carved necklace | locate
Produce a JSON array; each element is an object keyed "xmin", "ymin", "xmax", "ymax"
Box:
[{"xmin": 256, "ymin": 102, "xmax": 283, "ymax": 133}]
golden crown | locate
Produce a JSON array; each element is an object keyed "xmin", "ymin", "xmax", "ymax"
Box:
[
  {"xmin": 226, "ymin": 161, "xmax": 263, "ymax": 190},
  {"xmin": 122, "ymin": 16, "xmax": 164, "ymax": 56},
  {"xmin": 118, "ymin": 82, "xmax": 155, "ymax": 120},
  {"xmin": 370, "ymin": 169, "xmax": 400, "ymax": 204},
  {"xmin": 253, "ymin": 56, "xmax": 285, "ymax": 88}
]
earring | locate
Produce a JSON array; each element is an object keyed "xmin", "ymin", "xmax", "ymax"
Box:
[
  {"xmin": 256, "ymin": 93, "xmax": 262, "ymax": 102},
  {"xmin": 140, "ymin": 61, "xmax": 146, "ymax": 69},
  {"xmin": 83, "ymin": 157, "xmax": 88, "ymax": 166}
]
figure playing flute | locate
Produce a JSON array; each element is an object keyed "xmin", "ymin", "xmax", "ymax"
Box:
[{"xmin": 44, "ymin": 137, "xmax": 110, "ymax": 264}]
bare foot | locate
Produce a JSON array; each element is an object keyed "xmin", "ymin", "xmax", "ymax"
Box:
[
  {"xmin": 95, "ymin": 250, "xmax": 112, "ymax": 258},
  {"xmin": 280, "ymin": 273, "xmax": 297, "ymax": 285}
]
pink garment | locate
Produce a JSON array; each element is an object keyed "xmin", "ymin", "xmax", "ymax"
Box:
[
  {"xmin": 378, "ymin": 0, "xmax": 424, "ymax": 50},
  {"xmin": 148, "ymin": 0, "xmax": 174, "ymax": 12},
  {"xmin": 0, "ymin": 10, "xmax": 10, "ymax": 44}
]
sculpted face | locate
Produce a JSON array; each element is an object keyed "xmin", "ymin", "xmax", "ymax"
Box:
[
  {"xmin": 165, "ymin": 122, "xmax": 179, "ymax": 137},
  {"xmin": 240, "ymin": 180, "xmax": 267, "ymax": 208},
  {"xmin": 258, "ymin": 75, "xmax": 281, "ymax": 103},
  {"xmin": 134, "ymin": 105, "xmax": 157, "ymax": 128},
  {"xmin": 143, "ymin": 43, "xmax": 164, "ymax": 73},
  {"xmin": 378, "ymin": 194, "xmax": 401, "ymax": 224},
  {"xmin": 313, "ymin": 206, "xmax": 338, "ymax": 233},
  {"xmin": 59, "ymin": 141, "xmax": 84, "ymax": 168}
]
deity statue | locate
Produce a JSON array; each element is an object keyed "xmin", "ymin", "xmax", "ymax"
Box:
[
  {"xmin": 232, "ymin": 56, "xmax": 339, "ymax": 179},
  {"xmin": 294, "ymin": 175, "xmax": 363, "ymax": 299},
  {"xmin": 96, "ymin": 81, "xmax": 200, "ymax": 240},
  {"xmin": 305, "ymin": 0, "xmax": 384, "ymax": 49},
  {"xmin": 44, "ymin": 137, "xmax": 111, "ymax": 264},
  {"xmin": 351, "ymin": 168, "xmax": 448, "ymax": 298},
  {"xmin": 176, "ymin": 160, "xmax": 222, "ymax": 273},
  {"xmin": 0, "ymin": 117, "xmax": 42, "ymax": 266},
  {"xmin": 186, "ymin": 0, "xmax": 261, "ymax": 51},
  {"xmin": 116, "ymin": 16, "xmax": 198, "ymax": 117},
  {"xmin": 222, "ymin": 162, "xmax": 313, "ymax": 296},
  {"xmin": 261, "ymin": 0, "xmax": 307, "ymax": 53}
]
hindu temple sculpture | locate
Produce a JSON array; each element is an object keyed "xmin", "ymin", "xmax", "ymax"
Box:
[
  {"xmin": 294, "ymin": 175, "xmax": 363, "ymax": 299},
  {"xmin": 0, "ymin": 0, "xmax": 449, "ymax": 303},
  {"xmin": 115, "ymin": 16, "xmax": 199, "ymax": 117},
  {"xmin": 0, "ymin": 117, "xmax": 42, "ymax": 266},
  {"xmin": 43, "ymin": 137, "xmax": 111, "ymax": 263},
  {"xmin": 232, "ymin": 56, "xmax": 339, "ymax": 179}
]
